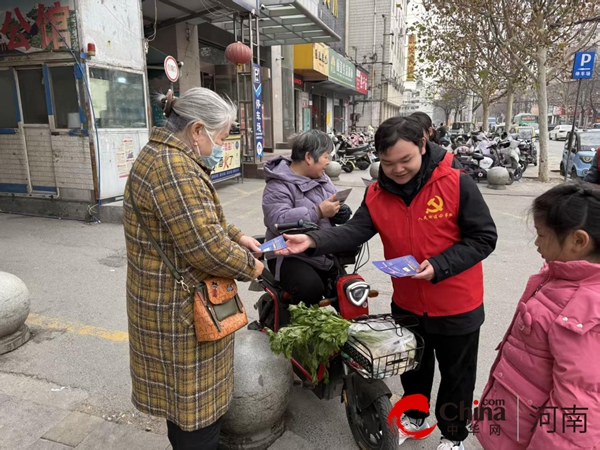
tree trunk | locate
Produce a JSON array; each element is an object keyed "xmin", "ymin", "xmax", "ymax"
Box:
[
  {"xmin": 482, "ymin": 100, "xmax": 490, "ymax": 132},
  {"xmin": 454, "ymin": 108, "xmax": 459, "ymax": 123},
  {"xmin": 505, "ymin": 82, "xmax": 514, "ymax": 128},
  {"xmin": 535, "ymin": 47, "xmax": 550, "ymax": 182}
]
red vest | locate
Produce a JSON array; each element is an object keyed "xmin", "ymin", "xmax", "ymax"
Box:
[{"xmin": 366, "ymin": 162, "xmax": 483, "ymax": 316}]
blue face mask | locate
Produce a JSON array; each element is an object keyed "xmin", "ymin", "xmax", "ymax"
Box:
[{"xmin": 201, "ymin": 129, "xmax": 224, "ymax": 169}]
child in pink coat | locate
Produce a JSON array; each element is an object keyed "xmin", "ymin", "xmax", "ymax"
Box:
[{"xmin": 476, "ymin": 182, "xmax": 600, "ymax": 450}]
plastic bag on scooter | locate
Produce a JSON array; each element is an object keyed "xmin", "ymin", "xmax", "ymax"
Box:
[{"xmin": 347, "ymin": 320, "xmax": 418, "ymax": 378}]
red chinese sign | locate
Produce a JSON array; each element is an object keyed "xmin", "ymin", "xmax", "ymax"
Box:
[
  {"xmin": 0, "ymin": 1, "xmax": 76, "ymax": 55},
  {"xmin": 356, "ymin": 68, "xmax": 368, "ymax": 95}
]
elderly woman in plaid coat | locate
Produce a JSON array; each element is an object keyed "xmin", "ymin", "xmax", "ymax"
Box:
[{"xmin": 123, "ymin": 88, "xmax": 264, "ymax": 450}]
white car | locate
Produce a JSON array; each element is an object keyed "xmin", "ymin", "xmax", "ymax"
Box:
[{"xmin": 550, "ymin": 125, "xmax": 581, "ymax": 141}]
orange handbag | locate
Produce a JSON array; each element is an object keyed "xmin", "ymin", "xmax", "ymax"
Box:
[{"xmin": 129, "ymin": 182, "xmax": 248, "ymax": 342}]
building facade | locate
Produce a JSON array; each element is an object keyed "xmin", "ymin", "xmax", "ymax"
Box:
[
  {"xmin": 0, "ymin": 0, "xmax": 342, "ymax": 218},
  {"xmin": 347, "ymin": 0, "xmax": 408, "ymax": 129},
  {"xmin": 0, "ymin": 0, "xmax": 148, "ymax": 217}
]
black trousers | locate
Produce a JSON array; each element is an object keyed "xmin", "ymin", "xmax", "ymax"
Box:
[
  {"xmin": 166, "ymin": 419, "xmax": 221, "ymax": 450},
  {"xmin": 393, "ymin": 304, "xmax": 480, "ymax": 442},
  {"xmin": 268, "ymin": 258, "xmax": 336, "ymax": 305}
]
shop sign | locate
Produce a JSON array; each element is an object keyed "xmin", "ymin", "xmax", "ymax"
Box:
[
  {"xmin": 313, "ymin": 43, "xmax": 329, "ymax": 75},
  {"xmin": 293, "ymin": 74, "xmax": 304, "ymax": 88},
  {"xmin": 356, "ymin": 69, "xmax": 369, "ymax": 95},
  {"xmin": 0, "ymin": 1, "xmax": 77, "ymax": 55},
  {"xmin": 252, "ymin": 63, "xmax": 264, "ymax": 157},
  {"xmin": 211, "ymin": 135, "xmax": 242, "ymax": 182},
  {"xmin": 406, "ymin": 34, "xmax": 416, "ymax": 82},
  {"xmin": 293, "ymin": 43, "xmax": 329, "ymax": 76},
  {"xmin": 328, "ymin": 48, "xmax": 355, "ymax": 89}
]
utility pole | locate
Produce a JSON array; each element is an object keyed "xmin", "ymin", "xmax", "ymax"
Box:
[{"xmin": 381, "ymin": 14, "xmax": 387, "ymax": 125}]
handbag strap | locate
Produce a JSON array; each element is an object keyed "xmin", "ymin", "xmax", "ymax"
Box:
[{"xmin": 128, "ymin": 180, "xmax": 191, "ymax": 292}]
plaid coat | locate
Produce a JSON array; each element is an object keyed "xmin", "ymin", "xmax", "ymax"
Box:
[{"xmin": 123, "ymin": 127, "xmax": 256, "ymax": 431}]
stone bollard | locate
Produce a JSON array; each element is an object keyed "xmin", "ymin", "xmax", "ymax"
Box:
[
  {"xmin": 369, "ymin": 161, "xmax": 380, "ymax": 180},
  {"xmin": 219, "ymin": 329, "xmax": 294, "ymax": 450},
  {"xmin": 325, "ymin": 161, "xmax": 342, "ymax": 181},
  {"xmin": 0, "ymin": 272, "xmax": 31, "ymax": 355},
  {"xmin": 487, "ymin": 167, "xmax": 510, "ymax": 190}
]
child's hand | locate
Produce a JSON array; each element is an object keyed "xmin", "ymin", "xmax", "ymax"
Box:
[{"xmin": 412, "ymin": 260, "xmax": 435, "ymax": 281}]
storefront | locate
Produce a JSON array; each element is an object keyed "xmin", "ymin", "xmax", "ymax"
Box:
[
  {"xmin": 0, "ymin": 0, "xmax": 148, "ymax": 214},
  {"xmin": 294, "ymin": 45, "xmax": 362, "ymax": 134}
]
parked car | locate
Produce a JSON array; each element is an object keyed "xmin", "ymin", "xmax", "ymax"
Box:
[
  {"xmin": 550, "ymin": 124, "xmax": 581, "ymax": 141},
  {"xmin": 548, "ymin": 123, "xmax": 558, "ymax": 132},
  {"xmin": 591, "ymin": 123, "xmax": 600, "ymax": 130},
  {"xmin": 449, "ymin": 121, "xmax": 474, "ymax": 136},
  {"xmin": 560, "ymin": 130, "xmax": 600, "ymax": 179}
]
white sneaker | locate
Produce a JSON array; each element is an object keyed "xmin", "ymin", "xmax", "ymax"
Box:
[
  {"xmin": 398, "ymin": 415, "xmax": 432, "ymax": 445},
  {"xmin": 437, "ymin": 438, "xmax": 465, "ymax": 450}
]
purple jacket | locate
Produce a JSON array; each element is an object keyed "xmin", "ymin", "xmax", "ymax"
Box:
[{"xmin": 262, "ymin": 156, "xmax": 337, "ymax": 274}]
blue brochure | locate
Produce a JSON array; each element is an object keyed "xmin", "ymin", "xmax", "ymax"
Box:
[
  {"xmin": 372, "ymin": 255, "xmax": 421, "ymax": 278},
  {"xmin": 259, "ymin": 235, "xmax": 287, "ymax": 252}
]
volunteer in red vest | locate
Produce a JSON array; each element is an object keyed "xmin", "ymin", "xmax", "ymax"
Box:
[{"xmin": 278, "ymin": 116, "xmax": 497, "ymax": 450}]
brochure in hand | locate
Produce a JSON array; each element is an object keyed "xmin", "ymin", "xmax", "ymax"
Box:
[
  {"xmin": 258, "ymin": 235, "xmax": 287, "ymax": 252},
  {"xmin": 372, "ymin": 255, "xmax": 421, "ymax": 278},
  {"xmin": 334, "ymin": 188, "xmax": 353, "ymax": 204}
]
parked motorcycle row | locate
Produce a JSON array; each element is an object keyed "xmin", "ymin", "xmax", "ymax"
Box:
[
  {"xmin": 329, "ymin": 131, "xmax": 378, "ymax": 173},
  {"xmin": 440, "ymin": 129, "xmax": 537, "ymax": 185}
]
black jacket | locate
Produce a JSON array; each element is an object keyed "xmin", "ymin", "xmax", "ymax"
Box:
[
  {"xmin": 584, "ymin": 152, "xmax": 599, "ymax": 184},
  {"xmin": 307, "ymin": 142, "xmax": 498, "ymax": 333}
]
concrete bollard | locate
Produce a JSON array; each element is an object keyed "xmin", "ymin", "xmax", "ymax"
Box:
[
  {"xmin": 487, "ymin": 167, "xmax": 510, "ymax": 190},
  {"xmin": 219, "ymin": 329, "xmax": 294, "ymax": 450},
  {"xmin": 369, "ymin": 161, "xmax": 380, "ymax": 180},
  {"xmin": 325, "ymin": 161, "xmax": 342, "ymax": 181},
  {"xmin": 0, "ymin": 272, "xmax": 31, "ymax": 355}
]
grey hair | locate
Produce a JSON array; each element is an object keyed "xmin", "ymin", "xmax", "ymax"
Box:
[
  {"xmin": 290, "ymin": 130, "xmax": 334, "ymax": 162},
  {"xmin": 157, "ymin": 87, "xmax": 237, "ymax": 134}
]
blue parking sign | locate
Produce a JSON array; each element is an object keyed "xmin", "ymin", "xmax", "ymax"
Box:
[{"xmin": 572, "ymin": 52, "xmax": 596, "ymax": 79}]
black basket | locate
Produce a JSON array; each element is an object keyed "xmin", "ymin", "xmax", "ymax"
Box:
[{"xmin": 341, "ymin": 314, "xmax": 424, "ymax": 380}]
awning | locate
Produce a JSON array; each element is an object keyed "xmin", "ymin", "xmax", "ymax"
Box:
[
  {"xmin": 141, "ymin": 0, "xmax": 256, "ymax": 31},
  {"xmin": 307, "ymin": 80, "xmax": 361, "ymax": 97}
]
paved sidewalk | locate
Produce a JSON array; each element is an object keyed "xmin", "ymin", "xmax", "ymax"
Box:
[{"xmin": 0, "ymin": 371, "xmax": 316, "ymax": 450}]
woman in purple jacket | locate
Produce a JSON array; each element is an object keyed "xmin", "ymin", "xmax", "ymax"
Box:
[{"xmin": 262, "ymin": 130, "xmax": 351, "ymax": 305}]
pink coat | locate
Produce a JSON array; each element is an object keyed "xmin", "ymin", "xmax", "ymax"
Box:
[{"xmin": 475, "ymin": 260, "xmax": 600, "ymax": 450}]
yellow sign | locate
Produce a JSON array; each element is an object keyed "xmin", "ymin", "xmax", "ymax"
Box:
[
  {"xmin": 294, "ymin": 43, "xmax": 329, "ymax": 76},
  {"xmin": 425, "ymin": 196, "xmax": 444, "ymax": 214},
  {"xmin": 406, "ymin": 34, "xmax": 416, "ymax": 82},
  {"xmin": 323, "ymin": 0, "xmax": 338, "ymax": 16},
  {"xmin": 211, "ymin": 135, "xmax": 241, "ymax": 181}
]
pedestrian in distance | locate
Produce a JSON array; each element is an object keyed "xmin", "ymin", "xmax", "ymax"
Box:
[
  {"xmin": 475, "ymin": 182, "xmax": 600, "ymax": 450},
  {"xmin": 123, "ymin": 88, "xmax": 264, "ymax": 450},
  {"xmin": 277, "ymin": 116, "xmax": 498, "ymax": 450},
  {"xmin": 411, "ymin": 111, "xmax": 439, "ymax": 144}
]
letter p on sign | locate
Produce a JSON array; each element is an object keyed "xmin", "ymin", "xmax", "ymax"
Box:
[{"xmin": 572, "ymin": 52, "xmax": 596, "ymax": 79}]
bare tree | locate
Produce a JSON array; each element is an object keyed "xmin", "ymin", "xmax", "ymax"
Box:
[{"xmin": 420, "ymin": 0, "xmax": 599, "ymax": 181}]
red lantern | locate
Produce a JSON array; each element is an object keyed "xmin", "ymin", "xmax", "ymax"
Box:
[{"xmin": 225, "ymin": 41, "xmax": 253, "ymax": 65}]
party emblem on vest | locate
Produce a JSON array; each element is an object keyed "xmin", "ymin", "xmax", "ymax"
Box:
[
  {"xmin": 425, "ymin": 196, "xmax": 444, "ymax": 214},
  {"xmin": 420, "ymin": 195, "xmax": 453, "ymax": 221}
]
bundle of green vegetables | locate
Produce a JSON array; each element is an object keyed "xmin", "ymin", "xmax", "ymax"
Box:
[
  {"xmin": 265, "ymin": 303, "xmax": 418, "ymax": 384},
  {"xmin": 265, "ymin": 303, "xmax": 351, "ymax": 384}
]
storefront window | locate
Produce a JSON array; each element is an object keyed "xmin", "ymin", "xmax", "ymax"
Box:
[
  {"xmin": 18, "ymin": 68, "xmax": 49, "ymax": 124},
  {"xmin": 49, "ymin": 66, "xmax": 80, "ymax": 129},
  {"xmin": 89, "ymin": 68, "xmax": 146, "ymax": 128},
  {"xmin": 0, "ymin": 71, "xmax": 18, "ymax": 128}
]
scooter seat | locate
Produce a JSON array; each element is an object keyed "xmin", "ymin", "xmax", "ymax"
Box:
[{"xmin": 472, "ymin": 153, "xmax": 484, "ymax": 161}]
